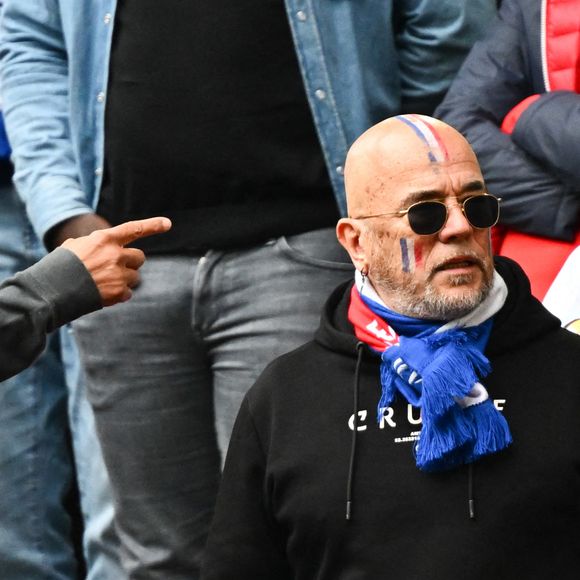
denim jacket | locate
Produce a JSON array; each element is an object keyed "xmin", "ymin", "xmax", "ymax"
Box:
[{"xmin": 0, "ymin": 0, "xmax": 495, "ymax": 243}]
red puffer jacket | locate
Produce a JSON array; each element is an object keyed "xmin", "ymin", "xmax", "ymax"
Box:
[
  {"xmin": 437, "ymin": 0, "xmax": 580, "ymax": 300},
  {"xmin": 496, "ymin": 0, "xmax": 580, "ymax": 300}
]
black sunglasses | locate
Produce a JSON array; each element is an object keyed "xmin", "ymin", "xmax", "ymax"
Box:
[{"xmin": 354, "ymin": 193, "xmax": 501, "ymax": 236}]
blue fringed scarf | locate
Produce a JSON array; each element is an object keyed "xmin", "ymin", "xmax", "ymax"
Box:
[{"xmin": 348, "ymin": 271, "xmax": 512, "ymax": 472}]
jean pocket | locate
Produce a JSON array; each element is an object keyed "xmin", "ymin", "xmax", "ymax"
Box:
[{"xmin": 276, "ymin": 227, "xmax": 354, "ymax": 270}]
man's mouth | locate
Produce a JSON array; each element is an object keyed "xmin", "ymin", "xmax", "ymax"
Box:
[{"xmin": 434, "ymin": 256, "xmax": 483, "ymax": 273}]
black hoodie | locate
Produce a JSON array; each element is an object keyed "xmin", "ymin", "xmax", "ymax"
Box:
[{"xmin": 202, "ymin": 257, "xmax": 580, "ymax": 580}]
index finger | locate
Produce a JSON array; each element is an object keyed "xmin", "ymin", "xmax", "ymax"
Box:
[{"xmin": 105, "ymin": 217, "xmax": 172, "ymax": 246}]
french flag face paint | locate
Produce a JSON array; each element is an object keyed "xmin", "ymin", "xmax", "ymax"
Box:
[
  {"xmin": 395, "ymin": 114, "xmax": 449, "ymax": 164},
  {"xmin": 400, "ymin": 238, "xmax": 422, "ymax": 273}
]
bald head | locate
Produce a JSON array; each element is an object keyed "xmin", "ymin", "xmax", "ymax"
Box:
[
  {"xmin": 337, "ymin": 114, "xmax": 493, "ymax": 320},
  {"xmin": 344, "ymin": 115, "xmax": 479, "ymax": 218}
]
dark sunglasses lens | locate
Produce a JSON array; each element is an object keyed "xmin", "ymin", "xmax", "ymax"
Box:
[
  {"xmin": 407, "ymin": 202, "xmax": 447, "ymax": 235},
  {"xmin": 464, "ymin": 195, "xmax": 499, "ymax": 228}
]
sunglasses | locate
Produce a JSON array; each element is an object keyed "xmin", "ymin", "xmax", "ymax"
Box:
[{"xmin": 354, "ymin": 193, "xmax": 501, "ymax": 236}]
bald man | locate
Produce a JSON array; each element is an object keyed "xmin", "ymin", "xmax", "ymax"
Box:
[{"xmin": 201, "ymin": 117, "xmax": 580, "ymax": 580}]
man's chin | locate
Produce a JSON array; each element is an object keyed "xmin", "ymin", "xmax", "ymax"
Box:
[
  {"xmin": 431, "ymin": 267, "xmax": 481, "ymax": 287},
  {"xmin": 420, "ymin": 276, "xmax": 491, "ymax": 320},
  {"xmin": 373, "ymin": 264, "xmax": 492, "ymax": 320}
]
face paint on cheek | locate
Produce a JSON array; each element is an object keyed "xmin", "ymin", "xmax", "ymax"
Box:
[
  {"xmin": 413, "ymin": 240, "xmax": 423, "ymax": 269},
  {"xmin": 400, "ymin": 238, "xmax": 416, "ymax": 273}
]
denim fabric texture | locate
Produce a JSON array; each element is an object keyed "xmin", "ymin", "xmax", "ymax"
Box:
[
  {"xmin": 71, "ymin": 228, "xmax": 353, "ymax": 579},
  {"xmin": 0, "ymin": 0, "xmax": 496, "ymax": 237},
  {"xmin": 0, "ymin": 182, "xmax": 124, "ymax": 579}
]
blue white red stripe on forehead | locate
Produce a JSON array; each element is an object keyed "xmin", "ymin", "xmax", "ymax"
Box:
[{"xmin": 395, "ymin": 114, "xmax": 449, "ymax": 163}]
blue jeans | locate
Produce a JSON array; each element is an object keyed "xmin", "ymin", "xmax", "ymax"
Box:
[
  {"xmin": 72, "ymin": 228, "xmax": 353, "ymax": 579},
  {"xmin": 0, "ymin": 182, "xmax": 124, "ymax": 579}
]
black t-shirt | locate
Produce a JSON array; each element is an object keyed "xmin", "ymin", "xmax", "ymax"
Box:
[{"xmin": 98, "ymin": 0, "xmax": 337, "ymax": 253}]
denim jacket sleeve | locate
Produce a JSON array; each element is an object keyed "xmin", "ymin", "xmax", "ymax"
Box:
[
  {"xmin": 395, "ymin": 0, "xmax": 497, "ymax": 114},
  {"xmin": 1, "ymin": 0, "xmax": 496, "ymax": 235},
  {"xmin": 285, "ymin": 0, "xmax": 496, "ymax": 216},
  {"xmin": 0, "ymin": 0, "xmax": 93, "ymax": 244}
]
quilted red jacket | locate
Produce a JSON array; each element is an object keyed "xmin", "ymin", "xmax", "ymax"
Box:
[{"xmin": 437, "ymin": 0, "xmax": 580, "ymax": 300}]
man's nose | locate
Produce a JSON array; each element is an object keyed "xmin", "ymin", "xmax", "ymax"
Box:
[{"xmin": 438, "ymin": 203, "xmax": 472, "ymax": 241}]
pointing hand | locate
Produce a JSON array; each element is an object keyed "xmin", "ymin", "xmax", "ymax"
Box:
[{"xmin": 61, "ymin": 217, "xmax": 172, "ymax": 306}]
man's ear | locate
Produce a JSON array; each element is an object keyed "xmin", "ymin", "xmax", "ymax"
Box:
[{"xmin": 336, "ymin": 218, "xmax": 368, "ymax": 272}]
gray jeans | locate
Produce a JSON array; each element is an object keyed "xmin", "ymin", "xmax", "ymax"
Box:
[{"xmin": 72, "ymin": 228, "xmax": 353, "ymax": 579}]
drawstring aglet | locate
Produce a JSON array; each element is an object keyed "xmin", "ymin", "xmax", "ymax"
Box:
[
  {"xmin": 467, "ymin": 462, "xmax": 476, "ymax": 520},
  {"xmin": 468, "ymin": 499, "xmax": 476, "ymax": 520}
]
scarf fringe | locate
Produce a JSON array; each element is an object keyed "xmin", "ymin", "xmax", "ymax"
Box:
[
  {"xmin": 421, "ymin": 334, "xmax": 489, "ymax": 417},
  {"xmin": 378, "ymin": 327, "xmax": 511, "ymax": 471},
  {"xmin": 416, "ymin": 404, "xmax": 473, "ymax": 471},
  {"xmin": 467, "ymin": 399, "xmax": 512, "ymax": 459},
  {"xmin": 377, "ymin": 366, "xmax": 397, "ymax": 422}
]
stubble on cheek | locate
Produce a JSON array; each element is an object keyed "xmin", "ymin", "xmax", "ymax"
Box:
[
  {"xmin": 367, "ymin": 229, "xmax": 419, "ymax": 298},
  {"xmin": 366, "ymin": 228, "xmax": 394, "ymax": 283}
]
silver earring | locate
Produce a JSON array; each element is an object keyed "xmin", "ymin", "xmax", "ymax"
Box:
[{"xmin": 360, "ymin": 268, "xmax": 368, "ymax": 291}]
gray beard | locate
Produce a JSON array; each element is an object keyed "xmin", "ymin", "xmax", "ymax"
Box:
[
  {"xmin": 403, "ymin": 274, "xmax": 492, "ymax": 320},
  {"xmin": 371, "ymin": 263, "xmax": 494, "ymax": 321}
]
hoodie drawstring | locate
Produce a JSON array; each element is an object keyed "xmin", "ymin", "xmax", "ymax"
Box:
[
  {"xmin": 346, "ymin": 342, "xmax": 365, "ymax": 521},
  {"xmin": 346, "ymin": 341, "xmax": 478, "ymax": 522},
  {"xmin": 468, "ymin": 462, "xmax": 476, "ymax": 520}
]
